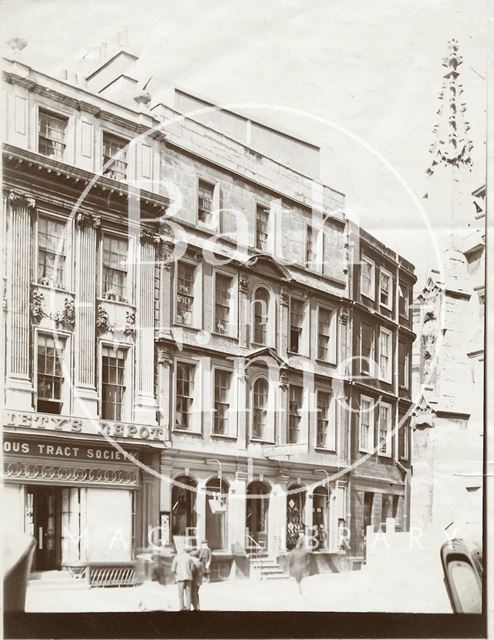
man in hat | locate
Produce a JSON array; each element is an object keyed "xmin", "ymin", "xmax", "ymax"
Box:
[
  {"xmin": 198, "ymin": 539, "xmax": 212, "ymax": 583},
  {"xmin": 171, "ymin": 544, "xmax": 194, "ymax": 611},
  {"xmin": 189, "ymin": 550, "xmax": 205, "ymax": 611}
]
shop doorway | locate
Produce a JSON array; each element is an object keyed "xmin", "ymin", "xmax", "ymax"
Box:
[
  {"xmin": 205, "ymin": 478, "xmax": 229, "ymax": 551},
  {"xmin": 286, "ymin": 484, "xmax": 306, "ymax": 550},
  {"xmin": 171, "ymin": 476, "xmax": 197, "ymax": 543},
  {"xmin": 312, "ymin": 486, "xmax": 329, "ymax": 550},
  {"xmin": 25, "ymin": 486, "xmax": 62, "ymax": 571},
  {"xmin": 246, "ymin": 481, "xmax": 270, "ymax": 551}
]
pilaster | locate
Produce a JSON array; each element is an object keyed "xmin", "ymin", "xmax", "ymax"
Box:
[
  {"xmin": 73, "ymin": 212, "xmax": 100, "ymax": 418},
  {"xmin": 134, "ymin": 231, "xmax": 159, "ymax": 424},
  {"xmin": 5, "ymin": 191, "xmax": 35, "ymax": 409}
]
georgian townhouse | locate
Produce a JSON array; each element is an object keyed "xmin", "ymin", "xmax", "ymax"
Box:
[
  {"xmin": 2, "ymin": 42, "xmax": 415, "ymax": 582},
  {"xmin": 346, "ymin": 223, "xmax": 416, "ymax": 563}
]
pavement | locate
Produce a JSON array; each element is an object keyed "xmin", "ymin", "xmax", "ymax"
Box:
[{"xmin": 26, "ymin": 564, "xmax": 452, "ymax": 613}]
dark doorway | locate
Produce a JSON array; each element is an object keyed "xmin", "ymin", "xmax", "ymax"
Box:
[
  {"xmin": 25, "ymin": 486, "xmax": 62, "ymax": 571},
  {"xmin": 171, "ymin": 476, "xmax": 197, "ymax": 540},
  {"xmin": 313, "ymin": 486, "xmax": 329, "ymax": 550},
  {"xmin": 246, "ymin": 481, "xmax": 270, "ymax": 550}
]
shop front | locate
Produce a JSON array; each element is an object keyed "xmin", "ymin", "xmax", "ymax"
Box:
[{"xmin": 3, "ymin": 411, "xmax": 163, "ymax": 572}]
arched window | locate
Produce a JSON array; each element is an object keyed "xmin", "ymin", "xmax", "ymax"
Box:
[
  {"xmin": 253, "ymin": 288, "xmax": 270, "ymax": 345},
  {"xmin": 252, "ymin": 378, "xmax": 269, "ymax": 439}
]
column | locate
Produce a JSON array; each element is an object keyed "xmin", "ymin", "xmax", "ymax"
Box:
[
  {"xmin": 158, "ymin": 240, "xmax": 174, "ymax": 336},
  {"xmin": 196, "ymin": 478, "xmax": 207, "ymax": 543},
  {"xmin": 73, "ymin": 212, "xmax": 100, "ymax": 418},
  {"xmin": 135, "ymin": 231, "xmax": 159, "ymax": 424},
  {"xmin": 279, "ymin": 288, "xmax": 289, "ymax": 357},
  {"xmin": 269, "ymin": 478, "xmax": 289, "ymax": 554},
  {"xmin": 157, "ymin": 347, "xmax": 173, "ymax": 442},
  {"xmin": 5, "ymin": 192, "xmax": 35, "ymax": 409},
  {"xmin": 238, "ymin": 275, "xmax": 249, "ymax": 348},
  {"xmin": 229, "ymin": 473, "xmax": 247, "ymax": 553}
]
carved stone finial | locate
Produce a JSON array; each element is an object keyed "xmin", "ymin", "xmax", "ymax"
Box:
[{"xmin": 426, "ymin": 39, "xmax": 473, "ymax": 176}]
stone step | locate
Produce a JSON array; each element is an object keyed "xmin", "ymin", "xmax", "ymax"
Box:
[{"xmin": 261, "ymin": 573, "xmax": 289, "ymax": 580}]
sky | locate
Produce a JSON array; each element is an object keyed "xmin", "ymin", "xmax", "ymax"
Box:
[{"xmin": 1, "ymin": 0, "xmax": 488, "ymax": 285}]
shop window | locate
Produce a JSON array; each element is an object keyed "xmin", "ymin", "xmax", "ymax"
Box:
[
  {"xmin": 317, "ymin": 390, "xmax": 335, "ymax": 450},
  {"xmin": 289, "ymin": 298, "xmax": 304, "ymax": 354},
  {"xmin": 37, "ymin": 334, "xmax": 64, "ymax": 414},
  {"xmin": 380, "ymin": 269, "xmax": 393, "ymax": 308},
  {"xmin": 255, "ymin": 204, "xmax": 270, "ymax": 251},
  {"xmin": 176, "ymin": 262, "xmax": 195, "ymax": 326},
  {"xmin": 317, "ymin": 307, "xmax": 333, "ymax": 361},
  {"xmin": 101, "ymin": 346, "xmax": 126, "ymax": 421},
  {"xmin": 102, "ymin": 235, "xmax": 128, "ymax": 302},
  {"xmin": 378, "ymin": 402, "xmax": 392, "ymax": 456},
  {"xmin": 197, "ymin": 179, "xmax": 214, "ymax": 224},
  {"xmin": 359, "ymin": 395, "xmax": 374, "ymax": 453},
  {"xmin": 102, "ymin": 132, "xmax": 128, "ymax": 181},
  {"xmin": 37, "ymin": 216, "xmax": 66, "ymax": 288},
  {"xmin": 379, "ymin": 327, "xmax": 392, "ymax": 382},
  {"xmin": 38, "ymin": 109, "xmax": 67, "ymax": 161},
  {"xmin": 176, "ymin": 362, "xmax": 196, "ymax": 430},
  {"xmin": 252, "ymin": 378, "xmax": 269, "ymax": 440},
  {"xmin": 253, "ymin": 287, "xmax": 269, "ymax": 345},
  {"xmin": 214, "ymin": 369, "xmax": 232, "ymax": 435},
  {"xmin": 214, "ymin": 273, "xmax": 232, "ymax": 335},
  {"xmin": 288, "ymin": 384, "xmax": 303, "ymax": 444},
  {"xmin": 361, "ymin": 256, "xmax": 375, "ymax": 299}
]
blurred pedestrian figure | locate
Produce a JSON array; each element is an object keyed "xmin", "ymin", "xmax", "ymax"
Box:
[
  {"xmin": 190, "ymin": 550, "xmax": 205, "ymax": 611},
  {"xmin": 289, "ymin": 537, "xmax": 310, "ymax": 594},
  {"xmin": 171, "ymin": 544, "xmax": 194, "ymax": 611},
  {"xmin": 198, "ymin": 539, "xmax": 212, "ymax": 583}
]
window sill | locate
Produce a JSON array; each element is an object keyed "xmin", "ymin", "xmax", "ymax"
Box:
[
  {"xmin": 361, "ymin": 291, "xmax": 376, "ymax": 302},
  {"xmin": 249, "ymin": 438, "xmax": 275, "ymax": 445},
  {"xmin": 211, "ymin": 331, "xmax": 239, "ymax": 341},
  {"xmin": 173, "ymin": 323, "xmax": 201, "ymax": 331},
  {"xmin": 173, "ymin": 428, "xmax": 203, "ymax": 436},
  {"xmin": 211, "ymin": 432, "xmax": 238, "ymax": 441},
  {"xmin": 98, "ymin": 297, "xmax": 135, "ymax": 309},
  {"xmin": 33, "ymin": 282, "xmax": 74, "ymax": 296},
  {"xmin": 314, "ymin": 446, "xmax": 337, "ymax": 454},
  {"xmin": 315, "ymin": 358, "xmax": 337, "ymax": 367},
  {"xmin": 379, "ymin": 303, "xmax": 393, "ymax": 311}
]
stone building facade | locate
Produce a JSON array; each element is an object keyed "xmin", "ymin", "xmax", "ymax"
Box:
[{"xmin": 2, "ymin": 43, "xmax": 415, "ymax": 579}]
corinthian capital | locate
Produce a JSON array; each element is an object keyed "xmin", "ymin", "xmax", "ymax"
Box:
[{"xmin": 8, "ymin": 191, "xmax": 36, "ymax": 210}]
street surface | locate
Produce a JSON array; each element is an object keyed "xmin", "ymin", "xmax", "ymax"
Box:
[{"xmin": 26, "ymin": 565, "xmax": 452, "ymax": 613}]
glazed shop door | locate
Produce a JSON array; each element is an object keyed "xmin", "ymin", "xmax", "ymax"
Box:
[{"xmin": 26, "ymin": 486, "xmax": 62, "ymax": 571}]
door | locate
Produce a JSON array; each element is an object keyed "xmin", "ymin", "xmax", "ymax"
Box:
[
  {"xmin": 246, "ymin": 481, "xmax": 269, "ymax": 550},
  {"xmin": 26, "ymin": 486, "xmax": 62, "ymax": 571},
  {"xmin": 286, "ymin": 485, "xmax": 306, "ymax": 550}
]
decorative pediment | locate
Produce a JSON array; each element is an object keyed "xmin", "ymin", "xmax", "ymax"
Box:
[
  {"xmin": 245, "ymin": 254, "xmax": 292, "ymax": 282},
  {"xmin": 244, "ymin": 346, "xmax": 288, "ymax": 368},
  {"xmin": 416, "ymin": 274, "xmax": 444, "ymax": 303}
]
